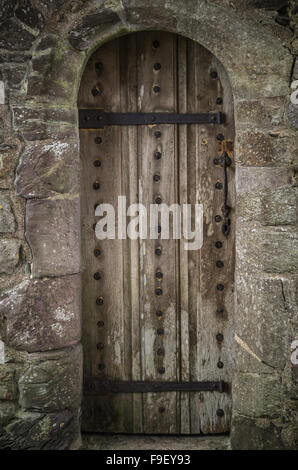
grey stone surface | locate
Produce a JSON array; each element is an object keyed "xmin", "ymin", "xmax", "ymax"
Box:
[
  {"xmin": 0, "ymin": 275, "xmax": 81, "ymax": 352},
  {"xmin": 234, "ymin": 275, "xmax": 288, "ymax": 370},
  {"xmin": 231, "ymin": 413, "xmax": 284, "ymax": 450},
  {"xmin": 237, "ymin": 223, "xmax": 298, "ymax": 274},
  {"xmin": 0, "ymin": 402, "xmax": 17, "ymax": 432},
  {"xmin": 25, "ymin": 197, "xmax": 80, "ymax": 277},
  {"xmin": 26, "ymin": 35, "xmax": 84, "ymax": 105},
  {"xmin": 0, "ymin": 239, "xmax": 20, "ymax": 274},
  {"xmin": 82, "ymin": 434, "xmax": 231, "ymax": 450},
  {"xmin": 0, "ymin": 410, "xmax": 79, "ymax": 450},
  {"xmin": 0, "ymin": 197, "xmax": 16, "ymax": 233},
  {"xmin": 19, "ymin": 344, "xmax": 82, "ymax": 411},
  {"xmin": 233, "ymin": 372, "xmax": 281, "ymax": 418},
  {"xmin": 0, "ymin": 19, "xmax": 35, "ymax": 51},
  {"xmin": 15, "ymin": 140, "xmax": 79, "ymax": 198},
  {"xmin": 0, "ymin": 365, "xmax": 17, "ymax": 400},
  {"xmin": 237, "ymin": 184, "xmax": 297, "ymax": 226},
  {"xmin": 235, "ymin": 128, "xmax": 298, "ymax": 166}
]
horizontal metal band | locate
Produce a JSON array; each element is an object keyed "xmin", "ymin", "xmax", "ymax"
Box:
[
  {"xmin": 84, "ymin": 378, "xmax": 227, "ymax": 394},
  {"xmin": 79, "ymin": 109, "xmax": 223, "ymax": 128}
]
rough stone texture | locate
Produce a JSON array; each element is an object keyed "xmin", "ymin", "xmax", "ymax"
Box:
[
  {"xmin": 0, "ymin": 275, "xmax": 81, "ymax": 352},
  {"xmin": 236, "ymin": 128, "xmax": 298, "ymax": 166},
  {"xmin": 15, "ymin": 140, "xmax": 79, "ymax": 198},
  {"xmin": 25, "ymin": 197, "xmax": 80, "ymax": 277},
  {"xmin": 234, "ymin": 276, "xmax": 289, "ymax": 370},
  {"xmin": 26, "ymin": 35, "xmax": 84, "ymax": 106},
  {"xmin": 0, "ymin": 409, "xmax": 79, "ymax": 450},
  {"xmin": 0, "ymin": 0, "xmax": 296, "ymax": 451},
  {"xmin": 0, "ymin": 197, "xmax": 16, "ymax": 233},
  {"xmin": 0, "ymin": 402, "xmax": 17, "ymax": 432},
  {"xmin": 82, "ymin": 434, "xmax": 231, "ymax": 450},
  {"xmin": 237, "ymin": 184, "xmax": 297, "ymax": 226},
  {"xmin": 237, "ymin": 222, "xmax": 298, "ymax": 274},
  {"xmin": 18, "ymin": 344, "xmax": 82, "ymax": 411},
  {"xmin": 0, "ymin": 365, "xmax": 17, "ymax": 400},
  {"xmin": 231, "ymin": 413, "xmax": 284, "ymax": 450},
  {"xmin": 233, "ymin": 372, "xmax": 281, "ymax": 418},
  {"xmin": 0, "ymin": 239, "xmax": 20, "ymax": 274},
  {"xmin": 12, "ymin": 106, "xmax": 78, "ymax": 141}
]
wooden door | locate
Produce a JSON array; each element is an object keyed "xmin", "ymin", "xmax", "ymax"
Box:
[{"xmin": 78, "ymin": 32, "xmax": 235, "ymax": 434}]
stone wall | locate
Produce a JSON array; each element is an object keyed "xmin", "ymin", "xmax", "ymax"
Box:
[{"xmin": 0, "ymin": 0, "xmax": 297, "ymax": 449}]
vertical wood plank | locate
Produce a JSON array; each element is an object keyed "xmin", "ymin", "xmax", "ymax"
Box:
[{"xmin": 137, "ymin": 31, "xmax": 179, "ymax": 434}]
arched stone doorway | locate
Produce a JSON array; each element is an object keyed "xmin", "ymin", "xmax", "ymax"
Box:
[
  {"xmin": 0, "ymin": 0, "xmax": 295, "ymax": 450},
  {"xmin": 78, "ymin": 30, "xmax": 235, "ymax": 434}
]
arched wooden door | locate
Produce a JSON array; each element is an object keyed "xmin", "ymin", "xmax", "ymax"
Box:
[{"xmin": 78, "ymin": 31, "xmax": 235, "ymax": 434}]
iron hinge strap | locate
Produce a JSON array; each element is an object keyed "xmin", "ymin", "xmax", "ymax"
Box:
[
  {"xmin": 84, "ymin": 378, "xmax": 228, "ymax": 395},
  {"xmin": 79, "ymin": 109, "xmax": 223, "ymax": 128}
]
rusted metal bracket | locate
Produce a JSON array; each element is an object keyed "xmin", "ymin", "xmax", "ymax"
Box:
[
  {"xmin": 79, "ymin": 109, "xmax": 223, "ymax": 128},
  {"xmin": 84, "ymin": 378, "xmax": 227, "ymax": 394}
]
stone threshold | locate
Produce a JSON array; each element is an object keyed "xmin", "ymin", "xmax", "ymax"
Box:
[{"xmin": 82, "ymin": 433, "xmax": 231, "ymax": 450}]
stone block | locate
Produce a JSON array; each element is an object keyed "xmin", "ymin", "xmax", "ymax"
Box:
[
  {"xmin": 234, "ymin": 275, "xmax": 288, "ymax": 369},
  {"xmin": 233, "ymin": 372, "xmax": 281, "ymax": 418},
  {"xmin": 0, "ymin": 275, "xmax": 81, "ymax": 352},
  {"xmin": 0, "ymin": 239, "xmax": 20, "ymax": 274},
  {"xmin": 0, "ymin": 197, "xmax": 16, "ymax": 233},
  {"xmin": 0, "ymin": 410, "xmax": 79, "ymax": 450},
  {"xmin": 19, "ymin": 344, "xmax": 82, "ymax": 411},
  {"xmin": 236, "ymin": 129, "xmax": 298, "ymax": 166},
  {"xmin": 231, "ymin": 413, "xmax": 284, "ymax": 449},
  {"xmin": 262, "ymin": 231, "xmax": 298, "ymax": 273},
  {"xmin": 26, "ymin": 36, "xmax": 84, "ymax": 105},
  {"xmin": 25, "ymin": 197, "xmax": 80, "ymax": 277},
  {"xmin": 234, "ymin": 98, "xmax": 285, "ymax": 127},
  {"xmin": 15, "ymin": 140, "xmax": 79, "ymax": 198},
  {"xmin": 0, "ymin": 365, "xmax": 16, "ymax": 400},
  {"xmin": 0, "ymin": 402, "xmax": 17, "ymax": 432},
  {"xmin": 0, "ymin": 18, "xmax": 35, "ymax": 51},
  {"xmin": 68, "ymin": 8, "xmax": 122, "ymax": 50}
]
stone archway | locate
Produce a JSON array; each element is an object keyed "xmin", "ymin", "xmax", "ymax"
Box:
[{"xmin": 0, "ymin": 0, "xmax": 296, "ymax": 450}]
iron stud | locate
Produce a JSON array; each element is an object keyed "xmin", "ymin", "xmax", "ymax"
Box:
[
  {"xmin": 96, "ymin": 297, "xmax": 104, "ymax": 305},
  {"xmin": 155, "ymin": 246, "xmax": 162, "ymax": 256},
  {"xmin": 94, "ymin": 272, "xmax": 101, "ymax": 280},
  {"xmin": 97, "ymin": 320, "xmax": 104, "ymax": 327},
  {"xmin": 93, "ymin": 181, "xmax": 100, "ymax": 190},
  {"xmin": 153, "ymin": 173, "xmax": 160, "ymax": 182},
  {"xmin": 155, "ymin": 131, "xmax": 162, "ymax": 138},
  {"xmin": 153, "ymin": 40, "xmax": 160, "ymax": 48},
  {"xmin": 95, "ymin": 137, "xmax": 102, "ymax": 144},
  {"xmin": 215, "ymin": 241, "xmax": 223, "ymax": 249},
  {"xmin": 215, "ymin": 215, "xmax": 222, "ymax": 222},
  {"xmin": 93, "ymin": 160, "xmax": 101, "ymax": 167},
  {"xmin": 158, "ymin": 367, "xmax": 165, "ymax": 374},
  {"xmin": 216, "ymin": 408, "xmax": 224, "ymax": 417},
  {"xmin": 216, "ymin": 97, "xmax": 223, "ymax": 105},
  {"xmin": 94, "ymin": 248, "xmax": 101, "ymax": 257},
  {"xmin": 217, "ymin": 360, "xmax": 224, "ymax": 369},
  {"xmin": 216, "ymin": 333, "xmax": 224, "ymax": 342},
  {"xmin": 98, "ymin": 363, "xmax": 105, "ymax": 370},
  {"xmin": 156, "ymin": 270, "xmax": 163, "ymax": 280},
  {"xmin": 210, "ymin": 70, "xmax": 218, "ymax": 79},
  {"xmin": 215, "ymin": 181, "xmax": 223, "ymax": 190},
  {"xmin": 153, "ymin": 85, "xmax": 160, "ymax": 93},
  {"xmin": 216, "ymin": 260, "xmax": 224, "ymax": 268},
  {"xmin": 97, "ymin": 342, "xmax": 104, "ymax": 350},
  {"xmin": 217, "ymin": 283, "xmax": 224, "ymax": 291},
  {"xmin": 154, "ymin": 63, "xmax": 161, "ymax": 70},
  {"xmin": 154, "ymin": 150, "xmax": 162, "ymax": 160},
  {"xmin": 155, "ymin": 287, "xmax": 163, "ymax": 296},
  {"xmin": 157, "ymin": 328, "xmax": 164, "ymax": 336}
]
